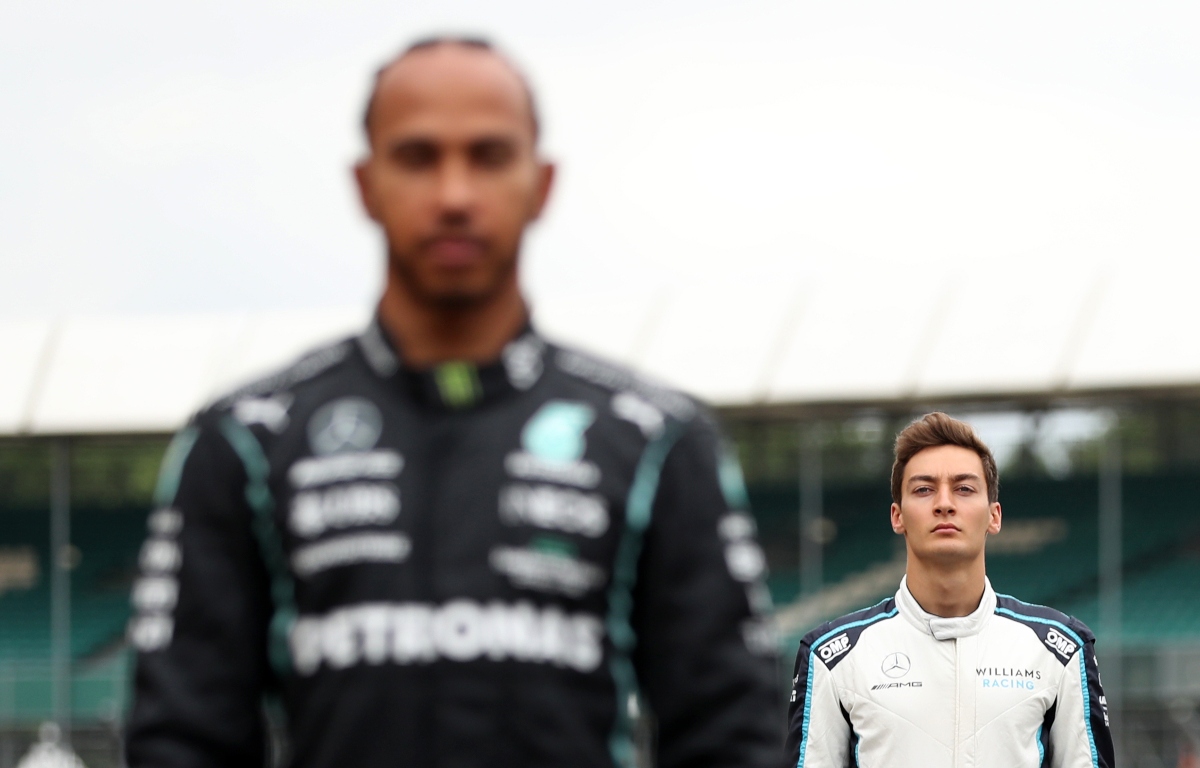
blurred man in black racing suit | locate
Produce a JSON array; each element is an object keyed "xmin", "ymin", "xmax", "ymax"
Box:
[{"xmin": 125, "ymin": 37, "xmax": 782, "ymax": 768}]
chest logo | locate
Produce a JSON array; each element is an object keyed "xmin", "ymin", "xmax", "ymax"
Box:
[
  {"xmin": 521, "ymin": 401, "xmax": 595, "ymax": 463},
  {"xmin": 308, "ymin": 398, "xmax": 383, "ymax": 455},
  {"xmin": 881, "ymin": 652, "xmax": 911, "ymax": 678}
]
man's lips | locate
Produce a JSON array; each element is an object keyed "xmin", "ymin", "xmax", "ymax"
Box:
[
  {"xmin": 424, "ymin": 237, "xmax": 486, "ymax": 267},
  {"xmin": 932, "ymin": 524, "xmax": 960, "ymax": 533}
]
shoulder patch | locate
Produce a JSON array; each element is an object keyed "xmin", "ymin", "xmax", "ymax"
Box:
[
  {"xmin": 212, "ymin": 338, "xmax": 353, "ymax": 410},
  {"xmin": 553, "ymin": 346, "xmax": 696, "ymax": 421},
  {"xmin": 803, "ymin": 598, "xmax": 897, "ymax": 671},
  {"xmin": 994, "ymin": 595, "xmax": 1089, "ymax": 665}
]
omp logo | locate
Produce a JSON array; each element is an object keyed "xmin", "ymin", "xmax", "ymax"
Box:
[
  {"xmin": 1045, "ymin": 629, "xmax": 1078, "ymax": 659},
  {"xmin": 817, "ymin": 634, "xmax": 850, "ymax": 662}
]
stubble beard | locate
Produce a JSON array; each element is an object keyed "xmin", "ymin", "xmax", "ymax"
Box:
[{"xmin": 387, "ymin": 243, "xmax": 520, "ymax": 311}]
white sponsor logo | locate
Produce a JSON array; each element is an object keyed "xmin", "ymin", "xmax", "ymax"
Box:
[
  {"xmin": 233, "ymin": 394, "xmax": 293, "ymax": 432},
  {"xmin": 289, "ymin": 450, "xmax": 404, "ymax": 489},
  {"xmin": 502, "ymin": 335, "xmax": 545, "ymax": 391},
  {"xmin": 489, "ymin": 546, "xmax": 606, "ymax": 597},
  {"xmin": 504, "ymin": 452, "xmax": 601, "ymax": 488},
  {"xmin": 881, "ymin": 652, "xmax": 911, "ymax": 678},
  {"xmin": 132, "ymin": 576, "xmax": 179, "ymax": 612},
  {"xmin": 724, "ymin": 541, "xmax": 766, "ymax": 582},
  {"xmin": 289, "ymin": 601, "xmax": 604, "ymax": 675},
  {"xmin": 308, "ymin": 398, "xmax": 383, "ymax": 455},
  {"xmin": 499, "ymin": 484, "xmax": 609, "ymax": 537},
  {"xmin": 611, "ymin": 392, "xmax": 664, "ymax": 439},
  {"xmin": 817, "ymin": 634, "xmax": 851, "ymax": 662},
  {"xmin": 290, "ymin": 483, "xmax": 400, "ymax": 537},
  {"xmin": 741, "ymin": 617, "xmax": 778, "ymax": 656},
  {"xmin": 139, "ymin": 539, "xmax": 181, "ymax": 573},
  {"xmin": 129, "ymin": 615, "xmax": 174, "ymax": 652},
  {"xmin": 718, "ymin": 512, "xmax": 757, "ymax": 541},
  {"xmin": 718, "ymin": 512, "xmax": 766, "ymax": 583},
  {"xmin": 291, "ymin": 533, "xmax": 411, "ymax": 577},
  {"xmin": 147, "ymin": 508, "xmax": 183, "ymax": 536},
  {"xmin": 1045, "ymin": 629, "xmax": 1078, "ymax": 659}
]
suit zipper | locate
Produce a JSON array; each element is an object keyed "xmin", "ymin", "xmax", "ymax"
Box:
[{"xmin": 953, "ymin": 637, "xmax": 960, "ymax": 768}]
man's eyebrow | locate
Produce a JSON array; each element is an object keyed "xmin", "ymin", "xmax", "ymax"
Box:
[{"xmin": 906, "ymin": 473, "xmax": 981, "ymax": 484}]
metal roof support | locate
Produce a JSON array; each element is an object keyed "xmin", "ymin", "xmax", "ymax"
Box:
[
  {"xmin": 1098, "ymin": 421, "xmax": 1123, "ymax": 763},
  {"xmin": 799, "ymin": 423, "xmax": 824, "ymax": 598},
  {"xmin": 50, "ymin": 438, "xmax": 71, "ymax": 746}
]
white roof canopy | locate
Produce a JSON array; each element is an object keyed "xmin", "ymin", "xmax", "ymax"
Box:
[{"xmin": 3, "ymin": 262, "xmax": 1199, "ymax": 436}]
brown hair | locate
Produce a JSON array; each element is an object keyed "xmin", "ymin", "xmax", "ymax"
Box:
[{"xmin": 890, "ymin": 412, "xmax": 999, "ymax": 504}]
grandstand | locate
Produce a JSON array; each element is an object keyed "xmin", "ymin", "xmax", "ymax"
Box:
[{"xmin": 2, "ymin": 271, "xmax": 1200, "ymax": 766}]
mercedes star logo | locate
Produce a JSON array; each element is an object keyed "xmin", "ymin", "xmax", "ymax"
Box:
[{"xmin": 881, "ymin": 652, "xmax": 911, "ymax": 679}]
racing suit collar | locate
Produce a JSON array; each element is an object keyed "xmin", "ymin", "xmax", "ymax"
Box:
[
  {"xmin": 356, "ymin": 314, "xmax": 546, "ymax": 410},
  {"xmin": 896, "ymin": 575, "xmax": 996, "ymax": 640}
]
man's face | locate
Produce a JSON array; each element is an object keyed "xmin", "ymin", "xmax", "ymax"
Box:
[
  {"xmin": 890, "ymin": 445, "xmax": 1002, "ymax": 566},
  {"xmin": 355, "ymin": 45, "xmax": 553, "ymax": 307}
]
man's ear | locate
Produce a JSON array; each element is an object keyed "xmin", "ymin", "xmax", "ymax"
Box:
[
  {"xmin": 529, "ymin": 160, "xmax": 555, "ymax": 221},
  {"xmin": 890, "ymin": 502, "xmax": 905, "ymax": 535},
  {"xmin": 988, "ymin": 502, "xmax": 1002, "ymax": 536},
  {"xmin": 354, "ymin": 160, "xmax": 380, "ymax": 222}
]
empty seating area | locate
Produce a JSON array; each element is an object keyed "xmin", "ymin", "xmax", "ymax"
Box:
[
  {"xmin": 0, "ymin": 506, "xmax": 146, "ymax": 722},
  {"xmin": 757, "ymin": 471, "xmax": 1200, "ymax": 648}
]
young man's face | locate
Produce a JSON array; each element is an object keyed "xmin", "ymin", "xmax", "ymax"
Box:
[
  {"xmin": 890, "ymin": 445, "xmax": 1002, "ymax": 567},
  {"xmin": 355, "ymin": 45, "xmax": 554, "ymax": 307}
]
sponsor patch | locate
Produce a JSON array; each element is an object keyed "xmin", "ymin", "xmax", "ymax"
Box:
[
  {"xmin": 289, "ymin": 450, "xmax": 404, "ymax": 488},
  {"xmin": 233, "ymin": 393, "xmax": 293, "ymax": 433},
  {"xmin": 718, "ymin": 512, "xmax": 766, "ymax": 583},
  {"xmin": 489, "ymin": 545, "xmax": 606, "ymax": 597},
  {"xmin": 611, "ymin": 392, "xmax": 664, "ymax": 439},
  {"xmin": 1045, "ymin": 628, "xmax": 1078, "ymax": 660},
  {"xmin": 502, "ymin": 334, "xmax": 545, "ymax": 391},
  {"xmin": 504, "ymin": 452, "xmax": 601, "ymax": 488},
  {"xmin": 289, "ymin": 600, "xmax": 604, "ymax": 675},
  {"xmin": 817, "ymin": 633, "xmax": 851, "ymax": 662},
  {"xmin": 521, "ymin": 401, "xmax": 595, "ymax": 463},
  {"xmin": 881, "ymin": 652, "xmax": 911, "ymax": 679},
  {"xmin": 291, "ymin": 532, "xmax": 411, "ymax": 577},
  {"xmin": 499, "ymin": 484, "xmax": 608, "ymax": 537},
  {"xmin": 139, "ymin": 539, "xmax": 181, "ymax": 573},
  {"xmin": 289, "ymin": 483, "xmax": 400, "ymax": 537},
  {"xmin": 308, "ymin": 398, "xmax": 384, "ymax": 455},
  {"xmin": 132, "ymin": 576, "xmax": 179, "ymax": 612}
]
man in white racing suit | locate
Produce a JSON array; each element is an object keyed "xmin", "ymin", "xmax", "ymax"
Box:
[{"xmin": 786, "ymin": 412, "xmax": 1115, "ymax": 768}]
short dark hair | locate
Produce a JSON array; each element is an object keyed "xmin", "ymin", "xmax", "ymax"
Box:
[
  {"xmin": 361, "ymin": 36, "xmax": 541, "ymax": 144},
  {"xmin": 891, "ymin": 412, "xmax": 1000, "ymax": 504}
]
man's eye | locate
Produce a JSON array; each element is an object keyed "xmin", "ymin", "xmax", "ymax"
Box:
[
  {"xmin": 391, "ymin": 143, "xmax": 437, "ymax": 169},
  {"xmin": 472, "ymin": 141, "xmax": 515, "ymax": 168},
  {"xmin": 957, "ymin": 485, "xmax": 975, "ymax": 494}
]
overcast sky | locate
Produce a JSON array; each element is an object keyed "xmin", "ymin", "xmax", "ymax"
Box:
[{"xmin": 2, "ymin": 1, "xmax": 1197, "ymax": 321}]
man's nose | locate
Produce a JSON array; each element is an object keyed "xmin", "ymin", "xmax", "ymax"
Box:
[
  {"xmin": 436, "ymin": 158, "xmax": 476, "ymax": 214},
  {"xmin": 934, "ymin": 485, "xmax": 955, "ymax": 514}
]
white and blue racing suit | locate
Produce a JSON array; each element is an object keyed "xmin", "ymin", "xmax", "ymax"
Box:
[{"xmin": 786, "ymin": 577, "xmax": 1115, "ymax": 768}]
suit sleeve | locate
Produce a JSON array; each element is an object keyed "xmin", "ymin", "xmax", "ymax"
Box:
[
  {"xmin": 630, "ymin": 413, "xmax": 784, "ymax": 768},
  {"xmin": 1049, "ymin": 620, "xmax": 1115, "ymax": 768},
  {"xmin": 785, "ymin": 633, "xmax": 850, "ymax": 768},
  {"xmin": 125, "ymin": 418, "xmax": 274, "ymax": 768}
]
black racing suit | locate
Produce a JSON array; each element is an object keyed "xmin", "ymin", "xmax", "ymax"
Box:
[{"xmin": 125, "ymin": 318, "xmax": 783, "ymax": 768}]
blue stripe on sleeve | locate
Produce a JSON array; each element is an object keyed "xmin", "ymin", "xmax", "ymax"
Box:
[
  {"xmin": 797, "ymin": 607, "xmax": 898, "ymax": 768},
  {"xmin": 994, "ymin": 606, "xmax": 1099, "ymax": 768}
]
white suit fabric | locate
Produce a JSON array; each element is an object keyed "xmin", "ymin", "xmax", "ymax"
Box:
[{"xmin": 785, "ymin": 578, "xmax": 1115, "ymax": 768}]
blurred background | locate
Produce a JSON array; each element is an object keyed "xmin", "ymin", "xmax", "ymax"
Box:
[{"xmin": 2, "ymin": 1, "xmax": 1199, "ymax": 766}]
